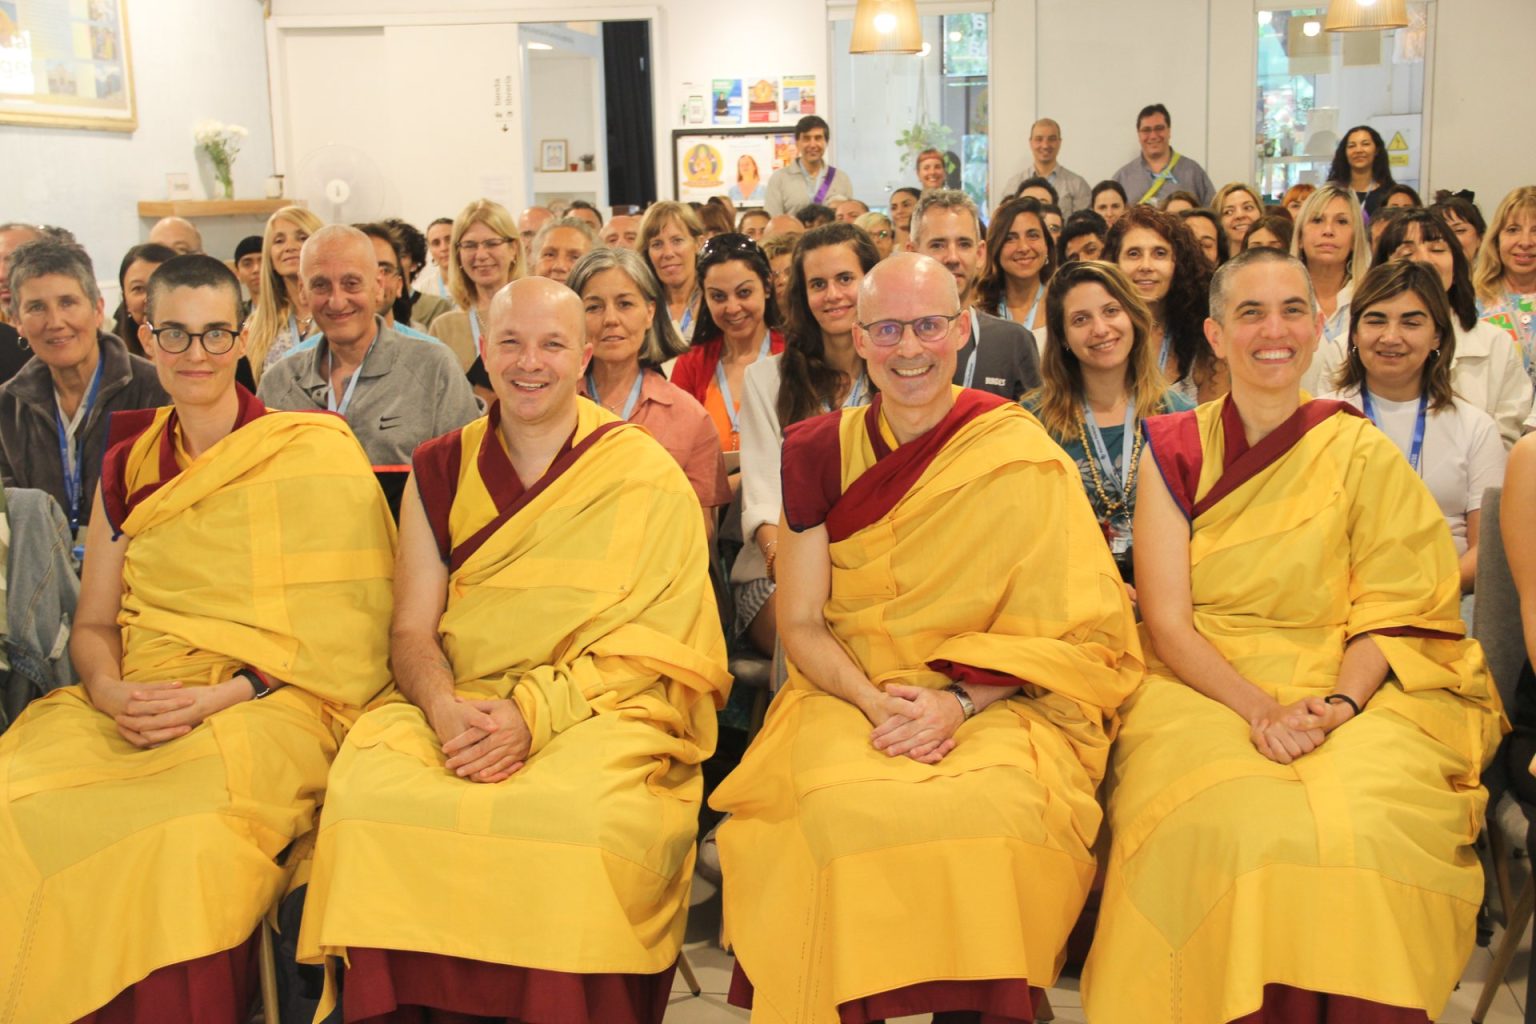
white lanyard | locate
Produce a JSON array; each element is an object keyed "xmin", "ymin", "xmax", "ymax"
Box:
[
  {"xmin": 587, "ymin": 369, "xmax": 645, "ymax": 420},
  {"xmin": 961, "ymin": 310, "xmax": 980, "ymax": 388},
  {"xmin": 997, "ymin": 281, "xmax": 1045, "ymax": 331},
  {"xmin": 1083, "ymin": 398, "xmax": 1138, "ymax": 498},
  {"xmin": 325, "ymin": 335, "xmax": 377, "ymax": 415}
]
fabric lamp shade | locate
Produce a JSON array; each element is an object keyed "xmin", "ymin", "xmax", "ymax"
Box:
[
  {"xmin": 850, "ymin": 0, "xmax": 923, "ymax": 54},
  {"xmin": 1323, "ymin": 0, "xmax": 1409, "ymax": 32}
]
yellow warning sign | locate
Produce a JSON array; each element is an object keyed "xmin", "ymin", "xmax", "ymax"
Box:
[{"xmin": 1387, "ymin": 131, "xmax": 1410, "ymax": 167}]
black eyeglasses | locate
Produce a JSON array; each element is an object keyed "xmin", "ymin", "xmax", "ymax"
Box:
[{"xmin": 149, "ymin": 325, "xmax": 238, "ymax": 355}]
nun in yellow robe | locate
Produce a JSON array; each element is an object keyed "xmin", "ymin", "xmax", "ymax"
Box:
[
  {"xmin": 1081, "ymin": 254, "xmax": 1505, "ymax": 1024},
  {"xmin": 297, "ymin": 315, "xmax": 731, "ymax": 1022},
  {"xmin": 0, "ymin": 267, "xmax": 395, "ymax": 1024},
  {"xmin": 711, "ymin": 377, "xmax": 1142, "ymax": 1023}
]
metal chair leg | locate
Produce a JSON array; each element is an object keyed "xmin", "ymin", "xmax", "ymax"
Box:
[
  {"xmin": 259, "ymin": 920, "xmax": 282, "ymax": 1024},
  {"xmin": 676, "ymin": 950, "xmax": 702, "ymax": 997},
  {"xmin": 1475, "ymin": 874, "xmax": 1534, "ymax": 1023},
  {"xmin": 1035, "ymin": 989, "xmax": 1055, "ymax": 1021}
]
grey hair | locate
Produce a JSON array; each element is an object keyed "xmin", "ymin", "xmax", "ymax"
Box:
[
  {"xmin": 0, "ymin": 222, "xmax": 42, "ymax": 237},
  {"xmin": 1208, "ymin": 246, "xmax": 1316, "ymax": 324},
  {"xmin": 911, "ymin": 188, "xmax": 982, "ymax": 242},
  {"xmin": 855, "ymin": 211, "xmax": 893, "ymax": 234},
  {"xmin": 300, "ymin": 223, "xmax": 373, "ymax": 270},
  {"xmin": 7, "ymin": 239, "xmax": 99, "ymax": 317},
  {"xmin": 530, "ymin": 216, "xmax": 599, "ymax": 264},
  {"xmin": 565, "ymin": 246, "xmax": 688, "ymax": 367}
]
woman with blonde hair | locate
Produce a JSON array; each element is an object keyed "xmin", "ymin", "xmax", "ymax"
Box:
[
  {"xmin": 638, "ymin": 200, "xmax": 706, "ymax": 340},
  {"xmin": 1291, "ymin": 183, "xmax": 1372, "ymax": 393},
  {"xmin": 243, "ymin": 204, "xmax": 323, "ymax": 379},
  {"xmin": 1213, "ymin": 182, "xmax": 1263, "ymax": 259},
  {"xmin": 1473, "ymin": 185, "xmax": 1536, "ymax": 383},
  {"xmin": 853, "ymin": 211, "xmax": 895, "ymax": 259},
  {"xmin": 433, "ymin": 198, "xmax": 522, "ymax": 372},
  {"xmin": 1026, "ymin": 260, "xmax": 1192, "ymax": 591}
]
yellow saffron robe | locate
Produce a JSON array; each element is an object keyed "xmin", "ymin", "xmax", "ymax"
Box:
[
  {"xmin": 711, "ymin": 390, "xmax": 1143, "ymax": 1023},
  {"xmin": 1081, "ymin": 397, "xmax": 1506, "ymax": 1023},
  {"xmin": 0, "ymin": 397, "xmax": 395, "ymax": 1024},
  {"xmin": 297, "ymin": 398, "xmax": 731, "ymax": 982}
]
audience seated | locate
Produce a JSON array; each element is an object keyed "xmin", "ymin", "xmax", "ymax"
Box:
[
  {"xmin": 853, "ymin": 210, "xmax": 895, "ymax": 258},
  {"xmin": 566, "ymin": 198, "xmax": 604, "ymax": 233},
  {"xmin": 764, "ymin": 213, "xmax": 804, "ymax": 241},
  {"xmin": 1014, "ymin": 175, "xmax": 1059, "ymax": 207},
  {"xmin": 1243, "ymin": 212, "xmax": 1293, "ymax": 251},
  {"xmin": 736, "ymin": 208, "xmax": 770, "ymax": 241},
  {"xmin": 639, "ymin": 200, "xmax": 706, "ymax": 340},
  {"xmin": 384, "ymin": 217, "xmax": 455, "ymax": 330},
  {"xmin": 0, "ymin": 222, "xmax": 42, "ymax": 329},
  {"xmin": 670, "ymin": 233, "xmax": 786, "ymax": 456},
  {"xmin": 1499, "ymin": 433, "xmax": 1536, "ymax": 806},
  {"xmin": 910, "ymin": 188, "xmax": 1041, "ymax": 400},
  {"xmin": 1180, "ymin": 207, "xmax": 1228, "ymax": 269},
  {"xmin": 567, "ymin": 247, "xmax": 729, "ymax": 532},
  {"xmin": 601, "ymin": 212, "xmax": 643, "ymax": 249},
  {"xmin": 233, "ymin": 233, "xmax": 264, "ymax": 319},
  {"xmin": 433, "ymin": 199, "xmax": 524, "ymax": 372},
  {"xmin": 146, "ymin": 215, "xmax": 203, "ymax": 255},
  {"xmin": 257, "ymin": 226, "xmax": 479, "ymax": 468},
  {"xmin": 1040, "ymin": 201, "xmax": 1064, "ymax": 244},
  {"xmin": 0, "ymin": 253, "xmax": 394, "ymax": 1023},
  {"xmin": 697, "ymin": 200, "xmax": 734, "ymax": 239},
  {"xmin": 1382, "ymin": 183, "xmax": 1424, "ymax": 211},
  {"xmin": 976, "ymin": 196, "xmax": 1055, "ymax": 330},
  {"xmin": 517, "ymin": 204, "xmax": 554, "ymax": 252},
  {"xmin": 244, "ymin": 205, "xmax": 325, "ymax": 379},
  {"xmin": 296, "ymin": 276, "xmax": 730, "ymax": 1023},
  {"xmin": 530, "ymin": 215, "xmax": 597, "ymax": 283},
  {"xmin": 1082, "ymin": 247, "xmax": 1502, "ymax": 1023},
  {"xmin": 1113, "ymin": 103, "xmax": 1215, "ymax": 207},
  {"xmin": 713, "ymin": 251, "xmax": 1141, "ymax": 1023},
  {"xmin": 1293, "ymin": 184, "xmax": 1373, "ymax": 394},
  {"xmin": 0, "ymin": 239, "xmax": 165, "ymax": 538},
  {"xmin": 1474, "ymin": 186, "xmax": 1536, "ymax": 384},
  {"xmin": 1215, "ymin": 182, "xmax": 1264, "ymax": 258},
  {"xmin": 796, "ymin": 202, "xmax": 835, "ymax": 228},
  {"xmin": 1091, "ymin": 179, "xmax": 1129, "ymax": 228},
  {"xmin": 1025, "ymin": 260, "xmax": 1193, "ymax": 592},
  {"xmin": 1059, "ymin": 210, "xmax": 1107, "ymax": 263},
  {"xmin": 1321, "ymin": 261, "xmax": 1506, "ymax": 595},
  {"xmin": 349, "ymin": 222, "xmax": 440, "ymax": 344},
  {"xmin": 0, "ymin": 483, "xmax": 80, "ymax": 732},
  {"xmin": 736, "ymin": 222, "xmax": 878, "ymax": 660},
  {"xmin": 765, "ymin": 115, "xmax": 852, "ymax": 217},
  {"xmin": 889, "ymin": 186, "xmax": 920, "ymax": 249},
  {"xmin": 416, "ymin": 216, "xmax": 454, "ymax": 299},
  {"xmin": 1375, "ymin": 208, "xmax": 1533, "ymax": 446},
  {"xmin": 834, "ymin": 198, "xmax": 869, "ymax": 223},
  {"xmin": 1158, "ymin": 189, "xmax": 1200, "ymax": 215},
  {"xmin": 761, "ymin": 233, "xmax": 798, "ymax": 312},
  {"xmin": 1430, "ymin": 190, "xmax": 1486, "ymax": 264},
  {"xmin": 1103, "ymin": 204, "xmax": 1222, "ymax": 402},
  {"xmin": 1327, "ymin": 125, "xmax": 1395, "ymax": 220},
  {"xmin": 1004, "ymin": 118, "xmax": 1092, "ymax": 216},
  {"xmin": 110, "ymin": 242, "xmax": 176, "ymax": 353},
  {"xmin": 1282, "ymin": 181, "xmax": 1316, "ymax": 219}
]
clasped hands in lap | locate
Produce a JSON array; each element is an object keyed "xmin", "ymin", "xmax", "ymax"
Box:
[
  {"xmin": 91, "ymin": 677, "xmax": 251, "ymax": 749},
  {"xmin": 1247, "ymin": 694, "xmax": 1357, "ymax": 765},
  {"xmin": 861, "ymin": 684, "xmax": 967, "ymax": 765},
  {"xmin": 425, "ymin": 694, "xmax": 532, "ymax": 783}
]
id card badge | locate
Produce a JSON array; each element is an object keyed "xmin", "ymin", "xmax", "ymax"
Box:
[
  {"xmin": 71, "ymin": 525, "xmax": 86, "ymax": 569},
  {"xmin": 1106, "ymin": 520, "xmax": 1132, "ymax": 556}
]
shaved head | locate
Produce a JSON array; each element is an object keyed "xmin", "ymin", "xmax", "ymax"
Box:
[
  {"xmin": 149, "ymin": 216, "xmax": 203, "ymax": 254},
  {"xmin": 485, "ymin": 276, "xmax": 590, "ymax": 429},
  {"xmin": 300, "ymin": 224, "xmax": 374, "ymax": 274},
  {"xmin": 857, "ymin": 251, "xmax": 958, "ymax": 321},
  {"xmin": 488, "ymin": 275, "xmax": 585, "ymax": 337}
]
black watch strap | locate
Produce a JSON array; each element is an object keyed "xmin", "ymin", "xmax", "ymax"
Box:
[{"xmin": 237, "ymin": 668, "xmax": 273, "ymax": 700}]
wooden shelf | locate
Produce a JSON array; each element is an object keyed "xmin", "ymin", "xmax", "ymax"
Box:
[{"xmin": 137, "ymin": 199, "xmax": 305, "ymax": 219}]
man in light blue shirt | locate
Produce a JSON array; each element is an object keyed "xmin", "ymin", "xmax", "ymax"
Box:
[
  {"xmin": 1111, "ymin": 103, "xmax": 1215, "ymax": 207},
  {"xmin": 1003, "ymin": 118, "xmax": 1093, "ymax": 217},
  {"xmin": 764, "ymin": 115, "xmax": 855, "ymax": 217}
]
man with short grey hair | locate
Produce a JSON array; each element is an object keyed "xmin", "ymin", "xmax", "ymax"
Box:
[
  {"xmin": 529, "ymin": 216, "xmax": 598, "ymax": 284},
  {"xmin": 1004, "ymin": 118, "xmax": 1092, "ymax": 217},
  {"xmin": 257, "ymin": 225, "xmax": 479, "ymax": 467},
  {"xmin": 908, "ymin": 189, "xmax": 1040, "ymax": 401}
]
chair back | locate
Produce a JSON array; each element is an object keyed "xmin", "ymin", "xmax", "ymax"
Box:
[{"xmin": 1475, "ymin": 486, "xmax": 1525, "ymax": 712}]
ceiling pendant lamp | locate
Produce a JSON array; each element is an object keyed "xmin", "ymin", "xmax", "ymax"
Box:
[
  {"xmin": 850, "ymin": 0, "xmax": 923, "ymax": 54},
  {"xmin": 1323, "ymin": 0, "xmax": 1409, "ymax": 32}
]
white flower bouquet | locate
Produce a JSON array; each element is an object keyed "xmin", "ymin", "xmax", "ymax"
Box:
[{"xmin": 193, "ymin": 120, "xmax": 248, "ymax": 199}]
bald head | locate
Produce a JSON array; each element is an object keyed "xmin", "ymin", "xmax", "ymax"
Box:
[
  {"xmin": 489, "ymin": 275, "xmax": 584, "ymax": 336},
  {"xmin": 300, "ymin": 224, "xmax": 374, "ymax": 273},
  {"xmin": 149, "ymin": 216, "xmax": 203, "ymax": 254},
  {"xmin": 485, "ymin": 277, "xmax": 590, "ymax": 427},
  {"xmin": 519, "ymin": 206, "xmax": 555, "ymax": 251},
  {"xmin": 300, "ymin": 225, "xmax": 383, "ymax": 348},
  {"xmin": 765, "ymin": 215, "xmax": 804, "ymax": 240},
  {"xmin": 857, "ymin": 252, "xmax": 959, "ymax": 322}
]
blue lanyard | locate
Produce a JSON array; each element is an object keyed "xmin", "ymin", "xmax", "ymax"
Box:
[
  {"xmin": 1083, "ymin": 398, "xmax": 1138, "ymax": 498},
  {"xmin": 961, "ymin": 310, "xmax": 980, "ymax": 388},
  {"xmin": 821, "ymin": 369, "xmax": 870, "ymax": 413},
  {"xmin": 1158, "ymin": 333, "xmax": 1171, "ymax": 374},
  {"xmin": 677, "ymin": 290, "xmax": 700, "ymax": 338},
  {"xmin": 54, "ymin": 352, "xmax": 105, "ymax": 530},
  {"xmin": 714, "ymin": 332, "xmax": 772, "ymax": 436},
  {"xmin": 436, "ymin": 270, "xmax": 449, "ymax": 298},
  {"xmin": 586, "ymin": 369, "xmax": 645, "ymax": 420},
  {"xmin": 1360, "ymin": 388, "xmax": 1428, "ymax": 474},
  {"xmin": 325, "ymin": 334, "xmax": 377, "ymax": 415},
  {"xmin": 997, "ymin": 281, "xmax": 1045, "ymax": 331}
]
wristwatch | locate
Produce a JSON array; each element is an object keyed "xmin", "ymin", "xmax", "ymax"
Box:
[
  {"xmin": 237, "ymin": 667, "xmax": 274, "ymax": 700},
  {"xmin": 946, "ymin": 683, "xmax": 977, "ymax": 720}
]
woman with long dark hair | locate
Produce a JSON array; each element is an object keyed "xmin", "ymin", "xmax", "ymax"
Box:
[
  {"xmin": 1326, "ymin": 125, "xmax": 1395, "ymax": 220},
  {"xmin": 976, "ymin": 197, "xmax": 1056, "ymax": 331},
  {"xmin": 1103, "ymin": 204, "xmax": 1221, "ymax": 402}
]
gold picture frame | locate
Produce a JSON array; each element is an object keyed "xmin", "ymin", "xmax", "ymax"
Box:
[{"xmin": 0, "ymin": 0, "xmax": 138, "ymax": 132}]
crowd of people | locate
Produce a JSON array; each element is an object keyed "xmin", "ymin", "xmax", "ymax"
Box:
[{"xmin": 0, "ymin": 104, "xmax": 1533, "ymax": 1024}]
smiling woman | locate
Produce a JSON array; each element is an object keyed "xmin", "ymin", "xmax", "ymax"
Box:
[
  {"xmin": 432, "ymin": 198, "xmax": 524, "ymax": 373},
  {"xmin": 0, "ymin": 239, "xmax": 165, "ymax": 536},
  {"xmin": 243, "ymin": 205, "xmax": 325, "ymax": 380}
]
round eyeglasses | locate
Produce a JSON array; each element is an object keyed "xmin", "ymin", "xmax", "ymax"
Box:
[{"xmin": 148, "ymin": 325, "xmax": 239, "ymax": 355}]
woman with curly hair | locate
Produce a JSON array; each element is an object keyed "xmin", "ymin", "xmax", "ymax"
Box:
[
  {"xmin": 1326, "ymin": 125, "xmax": 1395, "ymax": 220},
  {"xmin": 1103, "ymin": 203, "xmax": 1222, "ymax": 402},
  {"xmin": 976, "ymin": 196, "xmax": 1056, "ymax": 331}
]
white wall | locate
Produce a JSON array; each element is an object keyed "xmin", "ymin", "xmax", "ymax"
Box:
[{"xmin": 1, "ymin": 0, "xmax": 275, "ymax": 290}]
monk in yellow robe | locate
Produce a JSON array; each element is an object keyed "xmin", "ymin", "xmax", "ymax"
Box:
[
  {"xmin": 711, "ymin": 253, "xmax": 1142, "ymax": 1024},
  {"xmin": 297, "ymin": 276, "xmax": 730, "ymax": 1022},
  {"xmin": 0, "ymin": 254, "xmax": 395, "ymax": 1023},
  {"xmin": 1081, "ymin": 248, "xmax": 1506, "ymax": 1023}
]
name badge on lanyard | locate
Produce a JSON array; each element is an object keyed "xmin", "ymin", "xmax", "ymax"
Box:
[
  {"xmin": 1083, "ymin": 399, "xmax": 1138, "ymax": 499},
  {"xmin": 1360, "ymin": 388, "xmax": 1427, "ymax": 474},
  {"xmin": 55, "ymin": 354, "xmax": 105, "ymax": 533},
  {"xmin": 715, "ymin": 332, "xmax": 773, "ymax": 437},
  {"xmin": 997, "ymin": 281, "xmax": 1045, "ymax": 332}
]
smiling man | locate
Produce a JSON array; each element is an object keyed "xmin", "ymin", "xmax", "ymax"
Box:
[
  {"xmin": 910, "ymin": 188, "xmax": 1041, "ymax": 400},
  {"xmin": 764, "ymin": 115, "xmax": 854, "ymax": 217},
  {"xmin": 1005, "ymin": 118, "xmax": 1092, "ymax": 217},
  {"xmin": 712, "ymin": 252, "xmax": 1141, "ymax": 1023},
  {"xmin": 298, "ymin": 275, "xmax": 730, "ymax": 1024},
  {"xmin": 257, "ymin": 224, "xmax": 478, "ymax": 467},
  {"xmin": 530, "ymin": 215, "xmax": 597, "ymax": 283},
  {"xmin": 1112, "ymin": 103, "xmax": 1215, "ymax": 207}
]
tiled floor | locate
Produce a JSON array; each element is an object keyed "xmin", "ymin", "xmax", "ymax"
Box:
[{"xmin": 667, "ymin": 873, "xmax": 1532, "ymax": 1023}]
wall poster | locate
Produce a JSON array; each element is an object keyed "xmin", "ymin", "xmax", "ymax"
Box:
[
  {"xmin": 0, "ymin": 0, "xmax": 137, "ymax": 131},
  {"xmin": 673, "ymin": 127, "xmax": 799, "ymax": 207}
]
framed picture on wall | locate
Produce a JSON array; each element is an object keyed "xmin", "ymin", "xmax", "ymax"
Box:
[
  {"xmin": 672, "ymin": 127, "xmax": 799, "ymax": 208},
  {"xmin": 0, "ymin": 0, "xmax": 138, "ymax": 131},
  {"xmin": 540, "ymin": 139, "xmax": 568, "ymax": 172}
]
